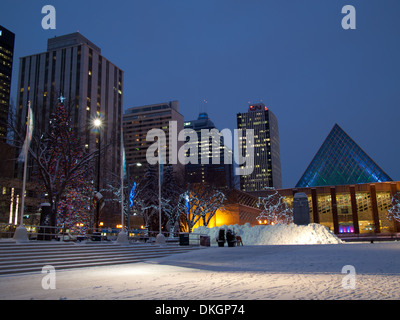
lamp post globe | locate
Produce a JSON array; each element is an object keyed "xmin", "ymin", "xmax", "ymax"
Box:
[{"xmin": 93, "ymin": 118, "xmax": 102, "ymax": 128}]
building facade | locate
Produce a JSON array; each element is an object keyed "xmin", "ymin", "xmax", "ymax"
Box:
[
  {"xmin": 0, "ymin": 25, "xmax": 15, "ymax": 140},
  {"xmin": 184, "ymin": 112, "xmax": 233, "ymax": 189},
  {"xmin": 123, "ymin": 101, "xmax": 184, "ymax": 183},
  {"xmin": 190, "ymin": 189, "xmax": 262, "ymax": 229},
  {"xmin": 15, "ymin": 32, "xmax": 124, "ymax": 226},
  {"xmin": 273, "ymin": 182, "xmax": 400, "ymax": 235},
  {"xmin": 237, "ymin": 103, "xmax": 282, "ymax": 191},
  {"xmin": 202, "ymin": 181, "xmax": 400, "ymax": 236}
]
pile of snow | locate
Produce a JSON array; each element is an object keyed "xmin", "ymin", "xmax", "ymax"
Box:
[{"xmin": 194, "ymin": 223, "xmax": 342, "ymax": 245}]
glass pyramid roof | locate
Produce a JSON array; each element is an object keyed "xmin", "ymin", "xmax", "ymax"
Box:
[{"xmin": 296, "ymin": 124, "xmax": 392, "ymax": 187}]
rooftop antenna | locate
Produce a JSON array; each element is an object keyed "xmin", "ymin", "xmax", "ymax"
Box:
[{"xmin": 200, "ymin": 98, "xmax": 208, "ymax": 115}]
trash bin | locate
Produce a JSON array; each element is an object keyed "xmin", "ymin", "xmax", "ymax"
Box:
[
  {"xmin": 200, "ymin": 235, "xmax": 210, "ymax": 247},
  {"xmin": 226, "ymin": 229, "xmax": 236, "ymax": 247},
  {"xmin": 38, "ymin": 203, "xmax": 53, "ymax": 241},
  {"xmin": 217, "ymin": 229, "xmax": 225, "ymax": 247},
  {"xmin": 179, "ymin": 233, "xmax": 190, "ymax": 246},
  {"xmin": 91, "ymin": 232, "xmax": 101, "ymax": 241}
]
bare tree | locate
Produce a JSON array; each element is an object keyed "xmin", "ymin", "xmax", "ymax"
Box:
[
  {"xmin": 132, "ymin": 164, "xmax": 186, "ymax": 234},
  {"xmin": 184, "ymin": 184, "xmax": 226, "ymax": 232},
  {"xmin": 162, "ymin": 194, "xmax": 187, "ymax": 238},
  {"xmin": 101, "ymin": 174, "xmax": 131, "ymax": 219},
  {"xmin": 257, "ymin": 187, "xmax": 293, "ymax": 225},
  {"xmin": 133, "ymin": 199, "xmax": 158, "ymax": 236},
  {"xmin": 388, "ymin": 192, "xmax": 400, "ymax": 223}
]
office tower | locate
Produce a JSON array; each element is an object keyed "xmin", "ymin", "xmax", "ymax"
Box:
[
  {"xmin": 16, "ymin": 32, "xmax": 123, "ymax": 175},
  {"xmin": 184, "ymin": 112, "xmax": 233, "ymax": 189},
  {"xmin": 15, "ymin": 32, "xmax": 123, "ymax": 225},
  {"xmin": 0, "ymin": 25, "xmax": 15, "ymax": 140},
  {"xmin": 237, "ymin": 103, "xmax": 282, "ymax": 192},
  {"xmin": 123, "ymin": 101, "xmax": 184, "ymax": 182},
  {"xmin": 296, "ymin": 124, "xmax": 392, "ymax": 188}
]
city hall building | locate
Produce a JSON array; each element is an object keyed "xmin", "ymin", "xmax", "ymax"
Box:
[
  {"xmin": 205, "ymin": 181, "xmax": 400, "ymax": 235},
  {"xmin": 251, "ymin": 124, "xmax": 399, "ymax": 235},
  {"xmin": 276, "ymin": 181, "xmax": 400, "ymax": 235}
]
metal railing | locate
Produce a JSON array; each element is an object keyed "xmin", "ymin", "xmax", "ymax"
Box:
[
  {"xmin": 0, "ymin": 223, "xmax": 211, "ymax": 246},
  {"xmin": 1, "ymin": 223, "xmax": 88, "ymax": 242},
  {"xmin": 338, "ymin": 232, "xmax": 400, "ymax": 242}
]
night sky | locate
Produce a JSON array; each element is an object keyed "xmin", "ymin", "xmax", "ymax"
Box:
[{"xmin": 2, "ymin": 0, "xmax": 399, "ymax": 188}]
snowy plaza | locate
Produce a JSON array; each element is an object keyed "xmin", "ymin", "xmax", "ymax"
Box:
[
  {"xmin": 1, "ymin": 1, "xmax": 400, "ymax": 305},
  {"xmin": 1, "ymin": 226, "xmax": 400, "ymax": 300}
]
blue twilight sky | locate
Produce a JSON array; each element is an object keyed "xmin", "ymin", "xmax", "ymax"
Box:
[{"xmin": 1, "ymin": 0, "xmax": 399, "ymax": 188}]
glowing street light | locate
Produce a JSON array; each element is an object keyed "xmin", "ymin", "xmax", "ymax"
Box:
[
  {"xmin": 93, "ymin": 118, "xmax": 102, "ymax": 128},
  {"xmin": 92, "ymin": 117, "xmax": 103, "ymax": 230}
]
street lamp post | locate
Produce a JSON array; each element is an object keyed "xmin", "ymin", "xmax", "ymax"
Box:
[{"xmin": 93, "ymin": 118, "xmax": 102, "ymax": 230}]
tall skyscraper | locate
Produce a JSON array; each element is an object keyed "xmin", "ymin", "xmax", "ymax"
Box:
[
  {"xmin": 0, "ymin": 25, "xmax": 15, "ymax": 140},
  {"xmin": 15, "ymin": 32, "xmax": 123, "ymax": 225},
  {"xmin": 296, "ymin": 124, "xmax": 392, "ymax": 188},
  {"xmin": 123, "ymin": 101, "xmax": 184, "ymax": 182},
  {"xmin": 16, "ymin": 32, "xmax": 123, "ymax": 174},
  {"xmin": 184, "ymin": 112, "xmax": 233, "ymax": 189},
  {"xmin": 237, "ymin": 103, "xmax": 282, "ymax": 191}
]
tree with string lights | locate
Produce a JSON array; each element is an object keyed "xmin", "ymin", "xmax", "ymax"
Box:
[
  {"xmin": 10, "ymin": 96, "xmax": 100, "ymax": 230},
  {"xmin": 387, "ymin": 192, "xmax": 400, "ymax": 223},
  {"xmin": 35, "ymin": 97, "xmax": 99, "ymax": 229},
  {"xmin": 256, "ymin": 187, "xmax": 293, "ymax": 225}
]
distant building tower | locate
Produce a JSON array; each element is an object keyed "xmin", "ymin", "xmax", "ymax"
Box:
[
  {"xmin": 15, "ymin": 32, "xmax": 123, "ymax": 181},
  {"xmin": 184, "ymin": 112, "xmax": 233, "ymax": 189},
  {"xmin": 16, "ymin": 32, "xmax": 123, "ymax": 173},
  {"xmin": 0, "ymin": 25, "xmax": 15, "ymax": 140},
  {"xmin": 123, "ymin": 101, "xmax": 184, "ymax": 182},
  {"xmin": 296, "ymin": 123, "xmax": 392, "ymax": 187},
  {"xmin": 15, "ymin": 32, "xmax": 124, "ymax": 226},
  {"xmin": 237, "ymin": 103, "xmax": 282, "ymax": 191}
]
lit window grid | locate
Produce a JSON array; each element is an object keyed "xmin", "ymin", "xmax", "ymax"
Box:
[{"xmin": 297, "ymin": 125, "xmax": 392, "ymax": 187}]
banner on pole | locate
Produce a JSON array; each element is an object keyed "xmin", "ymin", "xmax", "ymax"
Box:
[{"xmin": 18, "ymin": 102, "xmax": 34, "ymax": 163}]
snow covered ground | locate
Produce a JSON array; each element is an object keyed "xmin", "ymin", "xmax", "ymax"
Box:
[
  {"xmin": 194, "ymin": 223, "xmax": 342, "ymax": 245},
  {"xmin": 1, "ymin": 242, "xmax": 400, "ymax": 300}
]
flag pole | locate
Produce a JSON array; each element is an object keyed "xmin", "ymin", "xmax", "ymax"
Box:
[
  {"xmin": 120, "ymin": 129, "xmax": 124, "ymax": 229},
  {"xmin": 13, "ymin": 101, "xmax": 31, "ymax": 242},
  {"xmin": 156, "ymin": 138, "xmax": 165, "ymax": 244},
  {"xmin": 158, "ymin": 138, "xmax": 162, "ymax": 235},
  {"xmin": 117, "ymin": 126, "xmax": 128, "ymax": 244}
]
